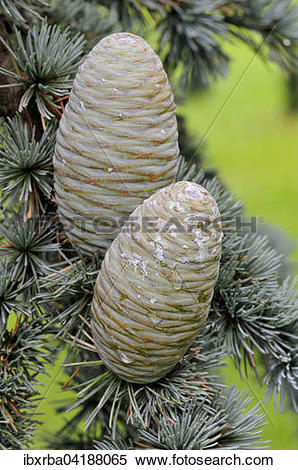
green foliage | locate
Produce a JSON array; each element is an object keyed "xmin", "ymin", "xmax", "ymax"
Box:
[
  {"xmin": 0, "ymin": 0, "xmax": 297, "ymax": 451},
  {"xmin": 49, "ymin": 0, "xmax": 117, "ymax": 50},
  {"xmin": 0, "ymin": 22, "xmax": 85, "ymax": 118},
  {"xmin": 0, "ymin": 214, "xmax": 60, "ymax": 286},
  {"xmin": 0, "ymin": 0, "xmax": 47, "ymax": 26},
  {"xmin": 263, "ymin": 277, "xmax": 298, "ymax": 411},
  {"xmin": 42, "ymin": 155, "xmax": 296, "ymax": 449},
  {"xmin": 39, "ymin": 257, "xmax": 100, "ymax": 339},
  {"xmin": 177, "ymin": 157, "xmax": 298, "ymax": 411},
  {"xmin": 224, "ymin": 0, "xmax": 298, "ymax": 71},
  {"xmin": 0, "ymin": 116, "xmax": 56, "ymax": 214},
  {"xmin": 44, "ymin": 327, "xmax": 229, "ymax": 449},
  {"xmin": 157, "ymin": 1, "xmax": 230, "ymax": 87},
  {"xmin": 95, "ymin": 388, "xmax": 267, "ymax": 450},
  {"xmin": 96, "ymin": 0, "xmax": 298, "ymax": 88},
  {"xmin": 135, "ymin": 388, "xmax": 267, "ymax": 450},
  {"xmin": 0, "ymin": 259, "xmax": 30, "ymax": 336},
  {"xmin": 0, "ymin": 313, "xmax": 54, "ymax": 449}
]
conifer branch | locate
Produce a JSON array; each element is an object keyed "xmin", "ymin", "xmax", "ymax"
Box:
[{"xmin": 0, "ymin": 22, "xmax": 85, "ymax": 118}]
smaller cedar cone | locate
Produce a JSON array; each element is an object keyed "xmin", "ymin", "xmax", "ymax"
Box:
[
  {"xmin": 91, "ymin": 181, "xmax": 222, "ymax": 383},
  {"xmin": 54, "ymin": 32, "xmax": 179, "ymax": 257}
]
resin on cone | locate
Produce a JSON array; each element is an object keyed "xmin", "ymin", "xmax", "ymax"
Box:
[
  {"xmin": 91, "ymin": 181, "xmax": 222, "ymax": 383},
  {"xmin": 54, "ymin": 32, "xmax": 179, "ymax": 256}
]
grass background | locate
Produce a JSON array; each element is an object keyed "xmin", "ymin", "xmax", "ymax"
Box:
[{"xmin": 32, "ymin": 41, "xmax": 298, "ymax": 449}]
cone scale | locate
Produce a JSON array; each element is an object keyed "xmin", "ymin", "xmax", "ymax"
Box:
[
  {"xmin": 54, "ymin": 33, "xmax": 179, "ymax": 256},
  {"xmin": 91, "ymin": 181, "xmax": 222, "ymax": 383}
]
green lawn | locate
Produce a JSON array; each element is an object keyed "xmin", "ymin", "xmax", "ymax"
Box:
[{"xmin": 33, "ymin": 41, "xmax": 298, "ymax": 449}]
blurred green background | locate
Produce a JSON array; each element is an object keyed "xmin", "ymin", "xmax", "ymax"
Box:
[{"xmin": 32, "ymin": 41, "xmax": 298, "ymax": 450}]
